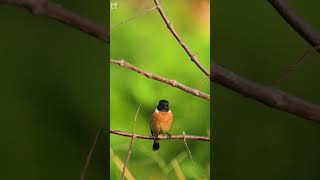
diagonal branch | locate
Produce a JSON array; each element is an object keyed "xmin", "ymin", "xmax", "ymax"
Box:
[
  {"xmin": 275, "ymin": 45, "xmax": 320, "ymax": 83},
  {"xmin": 122, "ymin": 104, "xmax": 140, "ymax": 180},
  {"xmin": 5, "ymin": 0, "xmax": 320, "ymax": 124},
  {"xmin": 267, "ymin": 0, "xmax": 320, "ymax": 49},
  {"xmin": 110, "ymin": 129, "xmax": 210, "ymax": 142},
  {"xmin": 0, "ymin": 0, "xmax": 109, "ymax": 43},
  {"xmin": 111, "ymin": 6, "xmax": 157, "ymax": 30},
  {"xmin": 211, "ymin": 1, "xmax": 320, "ymax": 123},
  {"xmin": 153, "ymin": 0, "xmax": 209, "ymax": 76},
  {"xmin": 110, "ymin": 148, "xmax": 135, "ymax": 180},
  {"xmin": 211, "ymin": 63, "xmax": 320, "ymax": 123},
  {"xmin": 122, "ymin": 137, "xmax": 135, "ymax": 180},
  {"xmin": 80, "ymin": 128, "xmax": 102, "ymax": 180},
  {"xmin": 182, "ymin": 131, "xmax": 194, "ymax": 164},
  {"xmin": 110, "ymin": 59, "xmax": 210, "ymax": 101}
]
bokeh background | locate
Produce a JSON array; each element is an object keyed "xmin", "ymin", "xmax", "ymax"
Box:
[
  {"xmin": 0, "ymin": 1, "xmax": 107, "ymax": 179},
  {"xmin": 110, "ymin": 0, "xmax": 210, "ymax": 179},
  {"xmin": 213, "ymin": 1, "xmax": 320, "ymax": 179}
]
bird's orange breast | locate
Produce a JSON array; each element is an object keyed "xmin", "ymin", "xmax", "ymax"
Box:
[{"xmin": 151, "ymin": 111, "xmax": 173, "ymax": 134}]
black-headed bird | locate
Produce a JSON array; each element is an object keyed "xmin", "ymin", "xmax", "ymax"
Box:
[{"xmin": 150, "ymin": 100, "xmax": 173, "ymax": 151}]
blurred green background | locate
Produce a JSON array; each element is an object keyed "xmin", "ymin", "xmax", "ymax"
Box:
[
  {"xmin": 213, "ymin": 0, "xmax": 320, "ymax": 179},
  {"xmin": 110, "ymin": 0, "xmax": 210, "ymax": 179},
  {"xmin": 0, "ymin": 1, "xmax": 107, "ymax": 179}
]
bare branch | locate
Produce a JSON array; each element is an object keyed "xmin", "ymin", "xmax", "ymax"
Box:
[
  {"xmin": 110, "ymin": 59, "xmax": 210, "ymax": 101},
  {"xmin": 110, "ymin": 148, "xmax": 135, "ymax": 180},
  {"xmin": 80, "ymin": 128, "xmax": 102, "ymax": 180},
  {"xmin": 275, "ymin": 45, "xmax": 320, "ymax": 83},
  {"xmin": 211, "ymin": 64, "xmax": 320, "ymax": 123},
  {"xmin": 267, "ymin": 0, "xmax": 320, "ymax": 49},
  {"xmin": 268, "ymin": 0, "xmax": 320, "ymax": 82},
  {"xmin": 0, "ymin": 0, "xmax": 109, "ymax": 43},
  {"xmin": 153, "ymin": 0, "xmax": 209, "ymax": 76},
  {"xmin": 122, "ymin": 137, "xmax": 136, "ymax": 180},
  {"xmin": 111, "ymin": 6, "xmax": 157, "ymax": 30},
  {"xmin": 210, "ymin": 0, "xmax": 320, "ymax": 123},
  {"xmin": 182, "ymin": 131, "xmax": 194, "ymax": 164},
  {"xmin": 110, "ymin": 129, "xmax": 210, "ymax": 142},
  {"xmin": 122, "ymin": 105, "xmax": 140, "ymax": 180}
]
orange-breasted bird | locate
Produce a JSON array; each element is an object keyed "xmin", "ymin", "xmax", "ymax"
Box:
[{"xmin": 150, "ymin": 100, "xmax": 173, "ymax": 151}]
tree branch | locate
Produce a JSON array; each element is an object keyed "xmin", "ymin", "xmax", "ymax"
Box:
[
  {"xmin": 122, "ymin": 137, "xmax": 135, "ymax": 180},
  {"xmin": 0, "ymin": 0, "xmax": 109, "ymax": 43},
  {"xmin": 80, "ymin": 128, "xmax": 102, "ymax": 180},
  {"xmin": 211, "ymin": 64, "xmax": 320, "ymax": 123},
  {"xmin": 182, "ymin": 131, "xmax": 194, "ymax": 164},
  {"xmin": 267, "ymin": 0, "xmax": 320, "ymax": 48},
  {"xmin": 110, "ymin": 59, "xmax": 210, "ymax": 101},
  {"xmin": 110, "ymin": 148, "xmax": 135, "ymax": 180},
  {"xmin": 211, "ymin": 0, "xmax": 320, "ymax": 123},
  {"xmin": 110, "ymin": 129, "xmax": 210, "ymax": 142},
  {"xmin": 5, "ymin": 0, "xmax": 320, "ymax": 124},
  {"xmin": 153, "ymin": 0, "xmax": 209, "ymax": 76},
  {"xmin": 122, "ymin": 104, "xmax": 140, "ymax": 180}
]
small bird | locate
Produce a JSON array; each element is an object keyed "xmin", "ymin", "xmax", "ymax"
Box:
[{"xmin": 150, "ymin": 99, "xmax": 173, "ymax": 151}]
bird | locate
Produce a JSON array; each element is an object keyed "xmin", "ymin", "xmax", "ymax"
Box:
[{"xmin": 150, "ymin": 99, "xmax": 173, "ymax": 151}]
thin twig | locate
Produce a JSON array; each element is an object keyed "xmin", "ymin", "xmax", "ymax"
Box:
[
  {"xmin": 182, "ymin": 131, "xmax": 194, "ymax": 164},
  {"xmin": 132, "ymin": 104, "xmax": 141, "ymax": 132},
  {"xmin": 110, "ymin": 59, "xmax": 210, "ymax": 100},
  {"xmin": 275, "ymin": 45, "xmax": 320, "ymax": 83},
  {"xmin": 110, "ymin": 148, "xmax": 135, "ymax": 180},
  {"xmin": 211, "ymin": 64, "xmax": 320, "ymax": 123},
  {"xmin": 122, "ymin": 138, "xmax": 136, "ymax": 180},
  {"xmin": 153, "ymin": 0, "xmax": 209, "ymax": 76},
  {"xmin": 110, "ymin": 129, "xmax": 210, "ymax": 142},
  {"xmin": 122, "ymin": 104, "xmax": 141, "ymax": 180},
  {"xmin": 0, "ymin": 0, "xmax": 108, "ymax": 43},
  {"xmin": 111, "ymin": 6, "xmax": 157, "ymax": 30},
  {"xmin": 80, "ymin": 128, "xmax": 102, "ymax": 180}
]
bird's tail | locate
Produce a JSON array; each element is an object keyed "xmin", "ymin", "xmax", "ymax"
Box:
[{"xmin": 153, "ymin": 140, "xmax": 160, "ymax": 151}]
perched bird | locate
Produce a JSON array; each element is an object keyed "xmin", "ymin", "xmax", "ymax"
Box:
[{"xmin": 150, "ymin": 100, "xmax": 173, "ymax": 151}]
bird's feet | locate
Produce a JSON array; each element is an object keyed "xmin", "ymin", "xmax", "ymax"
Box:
[
  {"xmin": 164, "ymin": 132, "xmax": 171, "ymax": 139},
  {"xmin": 152, "ymin": 133, "xmax": 159, "ymax": 140}
]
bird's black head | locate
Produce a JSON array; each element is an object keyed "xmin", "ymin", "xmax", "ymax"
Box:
[{"xmin": 157, "ymin": 99, "xmax": 169, "ymax": 112}]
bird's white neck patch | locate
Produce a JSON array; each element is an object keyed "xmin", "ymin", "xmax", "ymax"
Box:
[{"xmin": 155, "ymin": 108, "xmax": 171, "ymax": 112}]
